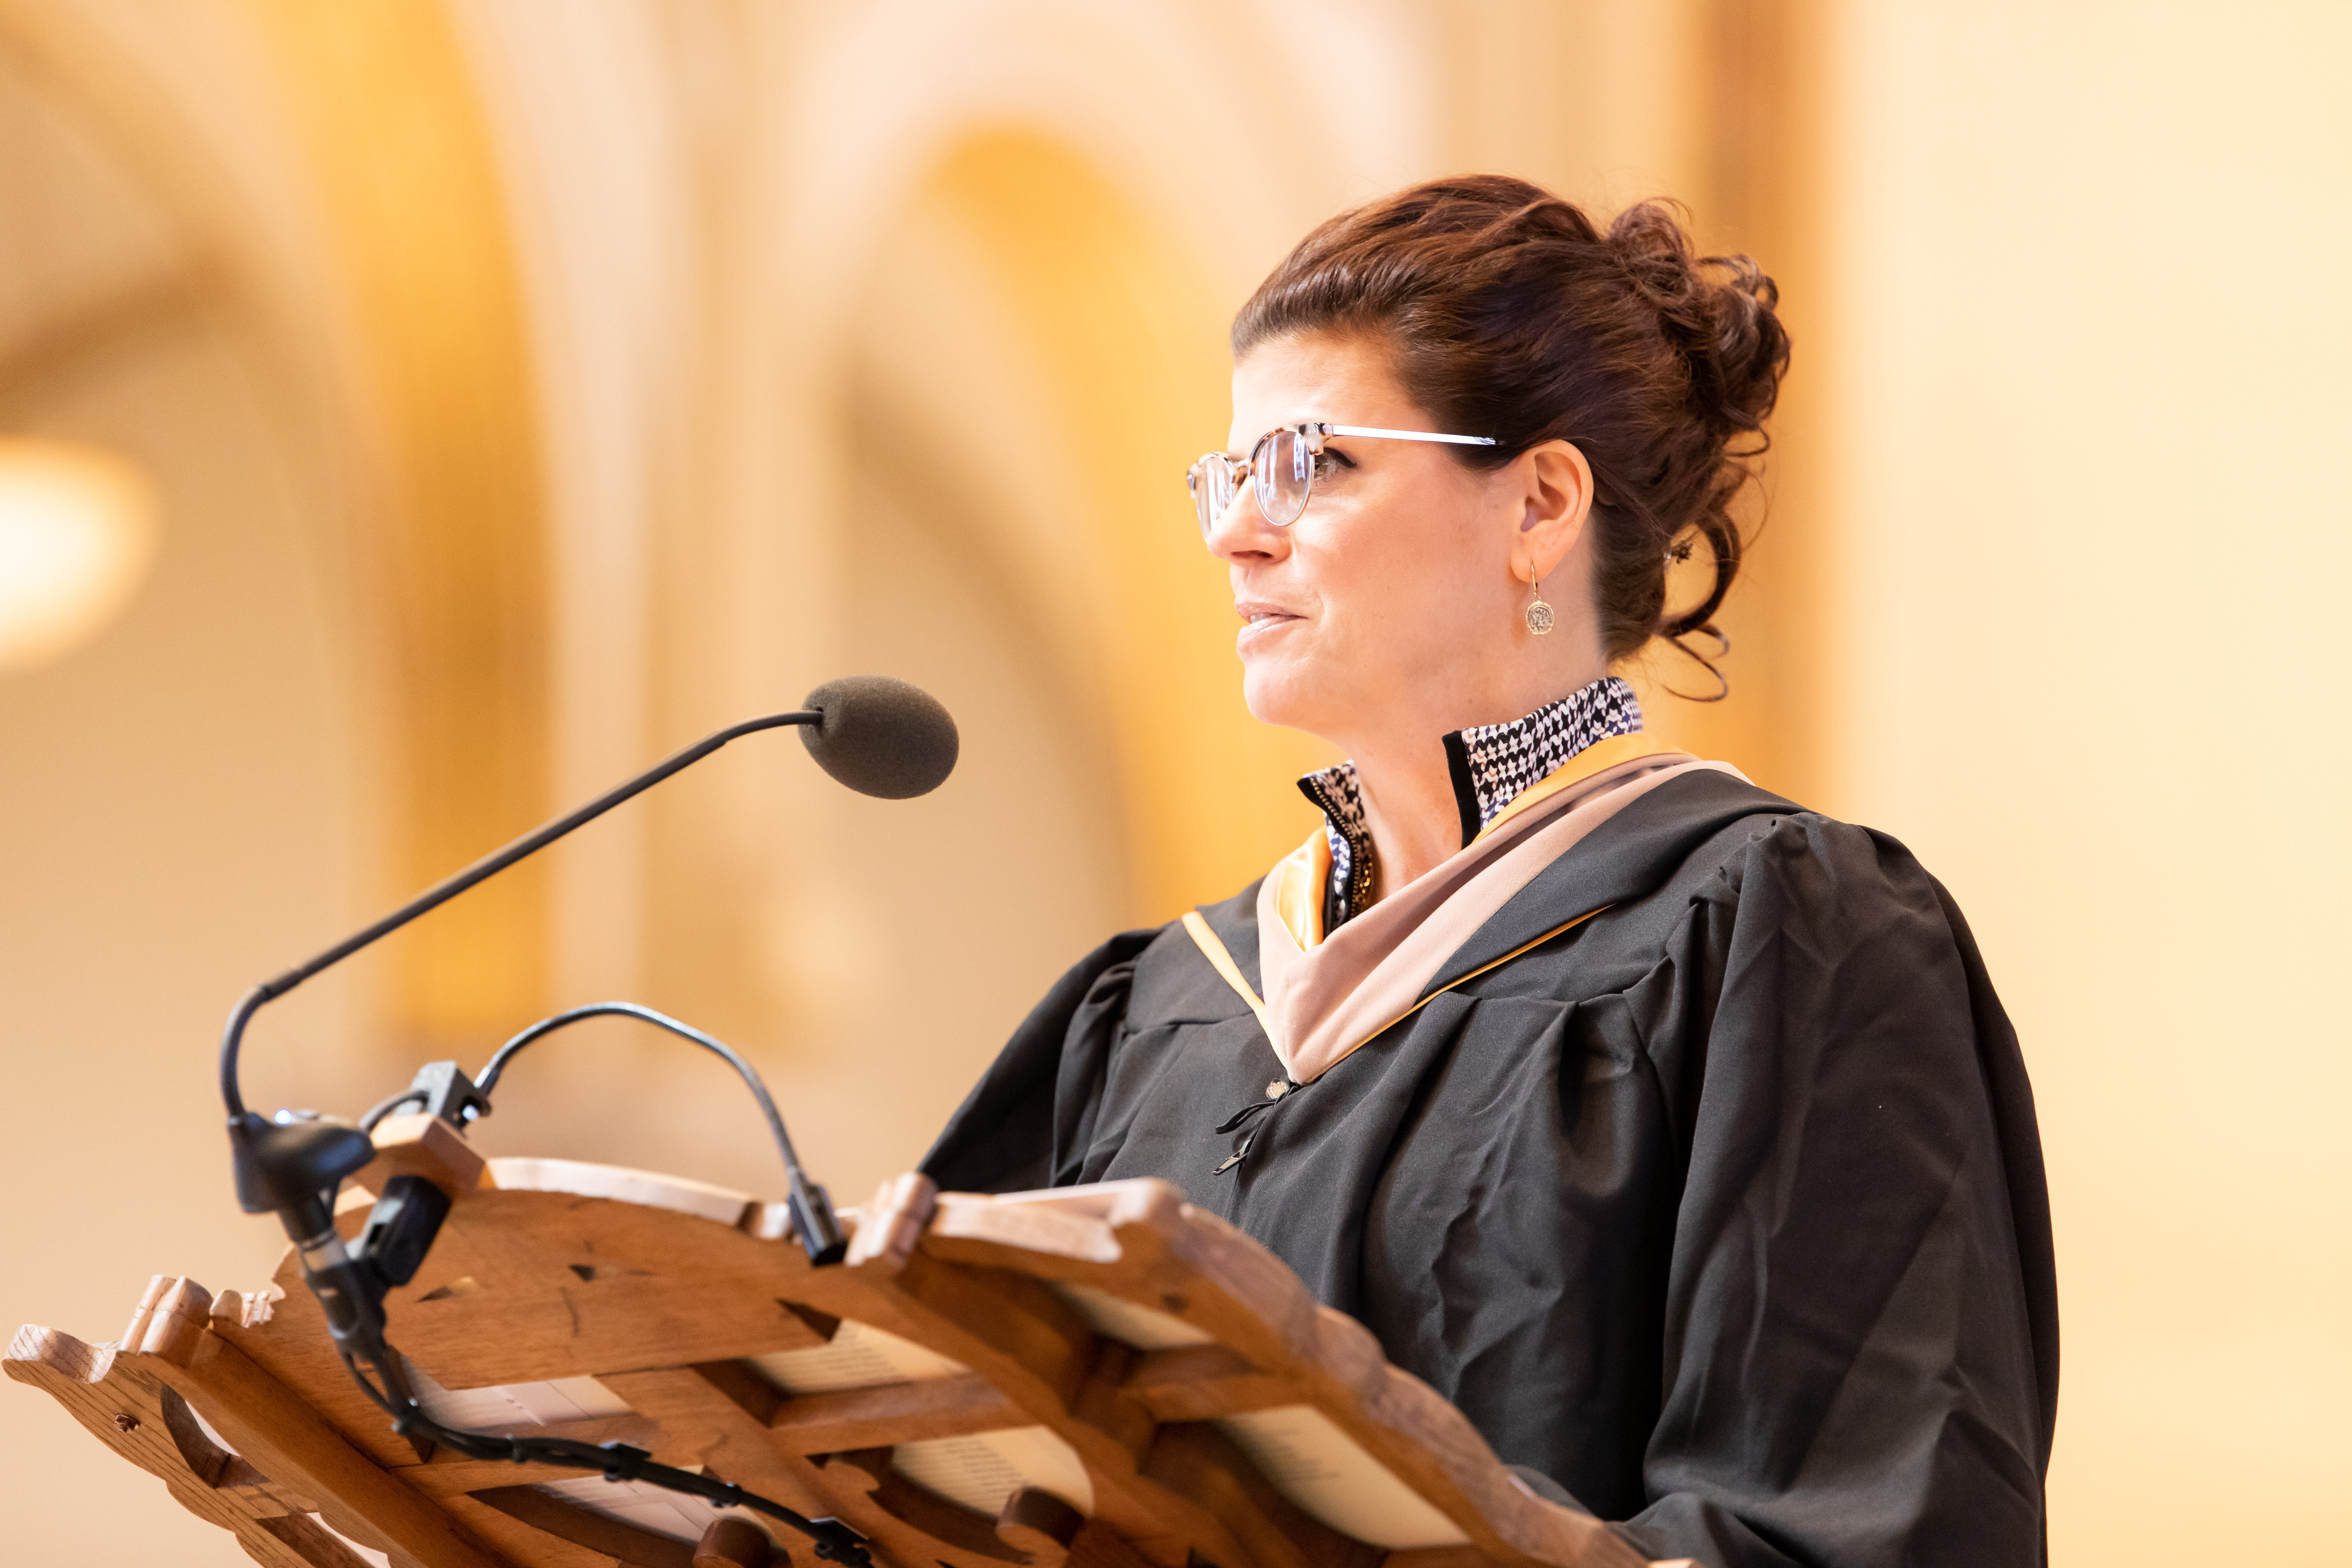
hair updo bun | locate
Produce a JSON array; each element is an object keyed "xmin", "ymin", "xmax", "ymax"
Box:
[{"xmin": 1231, "ymin": 174, "xmax": 1791, "ymax": 687}]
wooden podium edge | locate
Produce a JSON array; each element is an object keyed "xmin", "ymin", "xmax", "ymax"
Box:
[
  {"xmin": 8, "ymin": 1144, "xmax": 1682, "ymax": 1568},
  {"xmin": 6, "ymin": 1310, "xmax": 514, "ymax": 1568}
]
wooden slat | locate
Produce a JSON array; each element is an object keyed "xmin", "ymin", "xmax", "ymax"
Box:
[
  {"xmin": 840, "ymin": 1252, "xmax": 1243, "ymax": 1568},
  {"xmin": 1142, "ymin": 1422, "xmax": 1381, "ymax": 1568},
  {"xmin": 226, "ymin": 1186, "xmax": 835, "ymax": 1404},
  {"xmin": 880, "ymin": 1253, "xmax": 1099, "ymax": 1416},
  {"xmin": 470, "ymin": 1485, "xmax": 695, "ymax": 1568},
  {"xmin": 209, "ymin": 1260, "xmax": 473, "ymax": 1474},
  {"xmin": 601, "ymin": 1364, "xmax": 1050, "ymax": 1568},
  {"xmin": 439, "ymin": 1493, "xmax": 618, "ymax": 1568},
  {"xmin": 380, "ymin": 1270, "xmax": 833, "ymax": 1390},
  {"xmin": 1069, "ymin": 1343, "xmax": 1156, "ymax": 1463},
  {"xmin": 145, "ymin": 1332, "xmax": 515, "ymax": 1568},
  {"xmin": 764, "ymin": 1372, "xmax": 1024, "ymax": 1453},
  {"xmin": 1119, "ymin": 1345, "xmax": 1295, "ymax": 1422},
  {"xmin": 818, "ymin": 1448, "xmax": 1028, "ymax": 1564},
  {"xmin": 255, "ymin": 1512, "xmax": 381, "ymax": 1568}
]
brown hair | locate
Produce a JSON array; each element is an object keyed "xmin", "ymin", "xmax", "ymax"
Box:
[{"xmin": 1232, "ymin": 174, "xmax": 1790, "ymax": 685}]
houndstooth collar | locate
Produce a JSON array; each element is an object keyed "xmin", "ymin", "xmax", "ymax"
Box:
[{"xmin": 1295, "ymin": 676, "xmax": 1644, "ymax": 934}]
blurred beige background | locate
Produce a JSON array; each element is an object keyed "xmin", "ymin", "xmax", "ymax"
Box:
[{"xmin": 0, "ymin": 1, "xmax": 2343, "ymax": 1563}]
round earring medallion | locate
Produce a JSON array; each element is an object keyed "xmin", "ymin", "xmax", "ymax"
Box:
[{"xmin": 1526, "ymin": 597, "xmax": 1556, "ymax": 636}]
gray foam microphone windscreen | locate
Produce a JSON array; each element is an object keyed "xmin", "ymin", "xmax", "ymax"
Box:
[{"xmin": 799, "ymin": 676, "xmax": 959, "ymax": 799}]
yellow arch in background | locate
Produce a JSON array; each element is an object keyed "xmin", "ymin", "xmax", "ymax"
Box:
[
  {"xmin": 245, "ymin": 0, "xmax": 548, "ymax": 1040},
  {"xmin": 921, "ymin": 129, "xmax": 1330, "ymax": 920}
]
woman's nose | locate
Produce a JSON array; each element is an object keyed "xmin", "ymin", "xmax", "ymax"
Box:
[{"xmin": 1203, "ymin": 482, "xmax": 1286, "ymax": 562}]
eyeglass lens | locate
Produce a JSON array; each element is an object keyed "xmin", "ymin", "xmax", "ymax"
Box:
[
  {"xmin": 1256, "ymin": 427, "xmax": 1312, "ymax": 528},
  {"xmin": 1189, "ymin": 428, "xmax": 1320, "ymax": 537},
  {"xmin": 1188, "ymin": 456, "xmax": 1235, "ymax": 536}
]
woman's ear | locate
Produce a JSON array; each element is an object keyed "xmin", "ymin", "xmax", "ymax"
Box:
[{"xmin": 1513, "ymin": 440, "xmax": 1594, "ymax": 580}]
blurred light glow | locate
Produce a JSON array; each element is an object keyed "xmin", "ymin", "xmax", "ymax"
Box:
[{"xmin": 0, "ymin": 436, "xmax": 159, "ymax": 672}]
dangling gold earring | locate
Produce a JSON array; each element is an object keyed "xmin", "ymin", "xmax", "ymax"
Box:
[{"xmin": 1524, "ymin": 565, "xmax": 1555, "ymax": 636}]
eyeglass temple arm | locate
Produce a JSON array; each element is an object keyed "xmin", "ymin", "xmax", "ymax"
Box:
[{"xmin": 1318, "ymin": 424, "xmax": 1497, "ymax": 447}]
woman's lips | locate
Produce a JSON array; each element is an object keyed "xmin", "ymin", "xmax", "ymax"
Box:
[{"xmin": 1235, "ymin": 602, "xmax": 1302, "ymax": 649}]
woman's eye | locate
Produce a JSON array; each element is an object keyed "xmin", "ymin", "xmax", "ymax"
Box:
[{"xmin": 1312, "ymin": 449, "xmax": 1357, "ymax": 478}]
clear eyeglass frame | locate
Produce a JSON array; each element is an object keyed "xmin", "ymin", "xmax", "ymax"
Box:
[{"xmin": 1186, "ymin": 421, "xmax": 1497, "ymax": 537}]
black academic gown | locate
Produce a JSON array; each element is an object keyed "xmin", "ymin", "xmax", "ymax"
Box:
[{"xmin": 923, "ymin": 769, "xmax": 2058, "ymax": 1568}]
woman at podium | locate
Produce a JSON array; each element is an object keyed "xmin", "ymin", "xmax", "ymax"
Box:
[{"xmin": 925, "ymin": 176, "xmax": 2055, "ymax": 1568}]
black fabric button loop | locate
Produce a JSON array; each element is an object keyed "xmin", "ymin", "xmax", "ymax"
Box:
[{"xmin": 1212, "ymin": 1079, "xmax": 1300, "ymax": 1174}]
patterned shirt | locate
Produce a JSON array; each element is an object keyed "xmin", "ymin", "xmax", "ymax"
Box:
[{"xmin": 1295, "ymin": 676, "xmax": 1644, "ymax": 932}]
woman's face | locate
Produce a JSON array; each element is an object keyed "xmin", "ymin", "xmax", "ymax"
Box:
[{"xmin": 1208, "ymin": 332, "xmax": 1545, "ymax": 751}]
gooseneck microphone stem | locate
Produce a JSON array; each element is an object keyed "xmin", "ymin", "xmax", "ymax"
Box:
[{"xmin": 217, "ymin": 709, "xmax": 816, "ymax": 1119}]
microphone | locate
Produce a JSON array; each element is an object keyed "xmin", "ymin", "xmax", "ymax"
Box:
[
  {"xmin": 219, "ymin": 675, "xmax": 958, "ymax": 1270},
  {"xmin": 801, "ymin": 675, "xmax": 960, "ymax": 799}
]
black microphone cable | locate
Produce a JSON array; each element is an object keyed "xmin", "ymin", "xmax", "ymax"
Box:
[
  {"xmin": 360, "ymin": 1001, "xmax": 845, "ymax": 1264},
  {"xmin": 332, "ymin": 1303, "xmax": 874, "ymax": 1563}
]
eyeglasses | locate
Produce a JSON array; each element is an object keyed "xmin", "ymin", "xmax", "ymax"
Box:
[{"xmin": 1185, "ymin": 422, "xmax": 1497, "ymax": 537}]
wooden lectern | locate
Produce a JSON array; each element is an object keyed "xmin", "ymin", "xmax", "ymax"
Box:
[{"xmin": 7, "ymin": 1118, "xmax": 1681, "ymax": 1568}]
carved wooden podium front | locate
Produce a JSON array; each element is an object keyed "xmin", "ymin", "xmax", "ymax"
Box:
[{"xmin": 8, "ymin": 1119, "xmax": 1676, "ymax": 1568}]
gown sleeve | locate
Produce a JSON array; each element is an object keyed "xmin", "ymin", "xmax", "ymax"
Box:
[
  {"xmin": 1615, "ymin": 814, "xmax": 2054, "ymax": 1568},
  {"xmin": 920, "ymin": 927, "xmax": 1159, "ymax": 1194}
]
